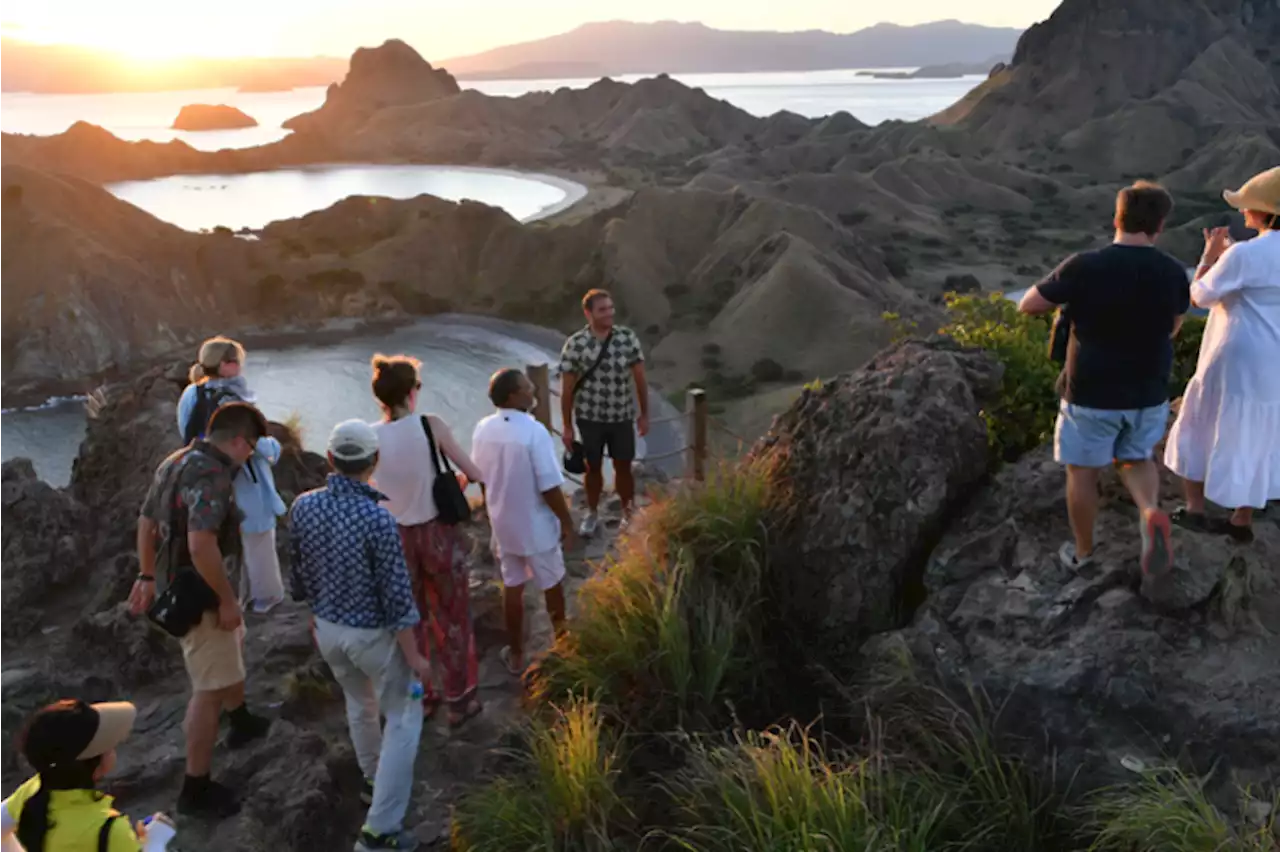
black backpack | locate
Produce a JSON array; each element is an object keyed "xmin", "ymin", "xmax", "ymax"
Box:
[{"xmin": 182, "ymin": 383, "xmax": 239, "ymax": 444}]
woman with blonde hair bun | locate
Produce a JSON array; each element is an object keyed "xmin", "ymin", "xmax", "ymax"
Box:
[{"xmin": 177, "ymin": 335, "xmax": 288, "ymax": 613}]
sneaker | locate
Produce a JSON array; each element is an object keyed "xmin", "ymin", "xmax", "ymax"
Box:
[
  {"xmin": 1058, "ymin": 541, "xmax": 1095, "ymax": 571},
  {"xmin": 252, "ymin": 596, "xmax": 284, "ymax": 614},
  {"xmin": 1140, "ymin": 509, "xmax": 1173, "ymax": 577},
  {"xmin": 225, "ymin": 710, "xmax": 271, "ymax": 750},
  {"xmin": 578, "ymin": 512, "xmax": 599, "ymax": 537},
  {"xmin": 360, "ymin": 777, "xmax": 374, "ymax": 805},
  {"xmin": 178, "ymin": 779, "xmax": 241, "ymax": 819},
  {"xmin": 354, "ymin": 828, "xmax": 419, "ymax": 851}
]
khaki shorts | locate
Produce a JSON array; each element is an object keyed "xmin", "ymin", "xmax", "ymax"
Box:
[{"xmin": 179, "ymin": 610, "xmax": 246, "ymax": 692}]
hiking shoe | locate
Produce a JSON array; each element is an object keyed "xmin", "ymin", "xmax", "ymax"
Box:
[
  {"xmin": 1058, "ymin": 542, "xmax": 1095, "ymax": 571},
  {"xmin": 355, "ymin": 828, "xmax": 419, "ymax": 851},
  {"xmin": 225, "ymin": 710, "xmax": 271, "ymax": 749},
  {"xmin": 252, "ymin": 596, "xmax": 284, "ymax": 614},
  {"xmin": 360, "ymin": 777, "xmax": 374, "ymax": 805},
  {"xmin": 178, "ymin": 779, "xmax": 241, "ymax": 819},
  {"xmin": 1140, "ymin": 510, "xmax": 1174, "ymax": 577},
  {"xmin": 578, "ymin": 512, "xmax": 599, "ymax": 537}
]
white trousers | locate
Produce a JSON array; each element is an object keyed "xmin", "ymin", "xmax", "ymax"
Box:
[
  {"xmin": 240, "ymin": 528, "xmax": 284, "ymax": 604},
  {"xmin": 313, "ymin": 618, "xmax": 423, "ymax": 836}
]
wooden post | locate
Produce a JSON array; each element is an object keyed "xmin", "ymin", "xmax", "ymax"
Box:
[
  {"xmin": 527, "ymin": 363, "xmax": 552, "ymax": 432},
  {"xmin": 686, "ymin": 388, "xmax": 708, "ymax": 482}
]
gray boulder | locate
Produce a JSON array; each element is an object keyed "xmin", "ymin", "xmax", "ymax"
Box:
[
  {"xmin": 870, "ymin": 443, "xmax": 1280, "ymax": 788},
  {"xmin": 760, "ymin": 338, "xmax": 1002, "ymax": 664}
]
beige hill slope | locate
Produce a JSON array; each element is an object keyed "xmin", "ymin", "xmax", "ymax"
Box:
[{"xmin": 0, "ymin": 166, "xmax": 260, "ymax": 390}]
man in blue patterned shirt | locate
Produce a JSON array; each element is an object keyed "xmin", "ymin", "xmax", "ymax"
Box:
[{"xmin": 289, "ymin": 419, "xmax": 432, "ymax": 852}]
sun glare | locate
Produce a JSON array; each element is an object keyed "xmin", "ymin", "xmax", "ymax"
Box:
[{"xmin": 16, "ymin": 17, "xmax": 277, "ymax": 60}]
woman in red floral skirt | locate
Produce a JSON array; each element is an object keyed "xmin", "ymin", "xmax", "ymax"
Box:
[{"xmin": 369, "ymin": 354, "xmax": 485, "ymax": 728}]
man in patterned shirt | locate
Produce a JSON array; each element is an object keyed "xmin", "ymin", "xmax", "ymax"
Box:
[
  {"xmin": 289, "ymin": 419, "xmax": 432, "ymax": 852},
  {"xmin": 559, "ymin": 289, "xmax": 650, "ymax": 536},
  {"xmin": 129, "ymin": 402, "xmax": 273, "ymax": 819}
]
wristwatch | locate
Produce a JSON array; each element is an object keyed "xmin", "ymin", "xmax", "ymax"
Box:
[{"xmin": 136, "ymin": 574, "xmax": 155, "ymax": 583}]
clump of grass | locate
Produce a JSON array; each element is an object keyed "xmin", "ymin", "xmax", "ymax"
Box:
[
  {"xmin": 664, "ymin": 724, "xmax": 955, "ymax": 852},
  {"xmin": 531, "ymin": 457, "xmax": 785, "ymax": 732},
  {"xmin": 1086, "ymin": 768, "xmax": 1279, "ymax": 851},
  {"xmin": 452, "ymin": 697, "xmax": 626, "ymax": 852}
]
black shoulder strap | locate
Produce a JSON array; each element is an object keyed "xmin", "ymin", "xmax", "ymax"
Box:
[
  {"xmin": 419, "ymin": 415, "xmax": 454, "ymax": 477},
  {"xmin": 575, "ymin": 329, "xmax": 615, "ymax": 390},
  {"xmin": 98, "ymin": 812, "xmax": 119, "ymax": 852}
]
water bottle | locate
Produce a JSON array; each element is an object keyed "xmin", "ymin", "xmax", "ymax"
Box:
[
  {"xmin": 408, "ymin": 679, "xmax": 425, "ymax": 701},
  {"xmin": 140, "ymin": 813, "xmax": 177, "ymax": 851}
]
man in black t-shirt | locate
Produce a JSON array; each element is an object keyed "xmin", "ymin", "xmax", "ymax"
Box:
[{"xmin": 1019, "ymin": 181, "xmax": 1190, "ymax": 576}]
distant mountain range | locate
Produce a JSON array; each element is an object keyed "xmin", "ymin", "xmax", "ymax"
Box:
[
  {"xmin": 441, "ymin": 20, "xmax": 1021, "ymax": 78},
  {"xmin": 1, "ymin": 19, "xmax": 1020, "ymax": 94}
]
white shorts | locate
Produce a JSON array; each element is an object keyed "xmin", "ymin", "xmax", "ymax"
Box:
[{"xmin": 499, "ymin": 547, "xmax": 566, "ymax": 590}]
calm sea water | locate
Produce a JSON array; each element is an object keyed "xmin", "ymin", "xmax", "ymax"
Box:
[
  {"xmin": 1, "ymin": 67, "xmax": 968, "ymax": 484},
  {"xmin": 0, "ymin": 69, "xmax": 982, "ymax": 151},
  {"xmin": 3, "ymin": 318, "xmax": 557, "ymax": 487},
  {"xmin": 106, "ymin": 165, "xmax": 583, "ymax": 231}
]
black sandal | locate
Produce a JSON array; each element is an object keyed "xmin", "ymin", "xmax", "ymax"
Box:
[
  {"xmin": 1225, "ymin": 523, "xmax": 1255, "ymax": 544},
  {"xmin": 1170, "ymin": 506, "xmax": 1212, "ymax": 532}
]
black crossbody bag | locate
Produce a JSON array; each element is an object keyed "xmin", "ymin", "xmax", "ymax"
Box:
[
  {"xmin": 420, "ymin": 415, "xmax": 471, "ymax": 525},
  {"xmin": 146, "ymin": 450, "xmax": 222, "ymax": 637}
]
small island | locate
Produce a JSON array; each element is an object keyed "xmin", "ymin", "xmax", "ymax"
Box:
[
  {"xmin": 857, "ymin": 56, "xmax": 1005, "ymax": 80},
  {"xmin": 171, "ymin": 104, "xmax": 259, "ymax": 131}
]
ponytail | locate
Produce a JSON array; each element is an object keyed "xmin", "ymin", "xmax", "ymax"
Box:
[
  {"xmin": 14, "ymin": 775, "xmax": 52, "ymax": 852},
  {"xmin": 15, "ymin": 759, "xmax": 102, "ymax": 852},
  {"xmin": 188, "ymin": 362, "xmax": 213, "ymax": 384}
]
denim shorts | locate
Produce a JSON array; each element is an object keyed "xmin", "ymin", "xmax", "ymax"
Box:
[{"xmin": 1053, "ymin": 400, "xmax": 1170, "ymax": 468}]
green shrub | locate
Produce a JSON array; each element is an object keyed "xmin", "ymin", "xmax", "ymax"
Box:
[
  {"xmin": 938, "ymin": 293, "xmax": 1059, "ymax": 461},
  {"xmin": 666, "ymin": 725, "xmax": 955, "ymax": 852},
  {"xmin": 750, "ymin": 358, "xmax": 785, "ymax": 383},
  {"xmin": 1170, "ymin": 314, "xmax": 1206, "ymax": 398},
  {"xmin": 1085, "ymin": 768, "xmax": 1279, "ymax": 852},
  {"xmin": 452, "ymin": 698, "xmax": 626, "ymax": 851},
  {"xmin": 531, "ymin": 458, "xmax": 784, "ymax": 733}
]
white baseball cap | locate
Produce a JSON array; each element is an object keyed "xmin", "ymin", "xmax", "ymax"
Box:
[{"xmin": 328, "ymin": 419, "xmax": 379, "ymax": 461}]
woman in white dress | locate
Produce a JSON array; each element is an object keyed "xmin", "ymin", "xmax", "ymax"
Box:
[{"xmin": 1165, "ymin": 166, "xmax": 1280, "ymax": 543}]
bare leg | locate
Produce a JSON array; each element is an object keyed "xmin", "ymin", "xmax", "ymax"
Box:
[
  {"xmin": 614, "ymin": 460, "xmax": 635, "ymax": 514},
  {"xmin": 544, "ymin": 583, "xmax": 567, "ymax": 641},
  {"xmin": 1117, "ymin": 460, "xmax": 1160, "ymax": 515},
  {"xmin": 1230, "ymin": 506, "xmax": 1254, "ymax": 527},
  {"xmin": 185, "ymin": 689, "xmax": 225, "ymax": 776},
  {"xmin": 1120, "ymin": 459, "xmax": 1173, "ymax": 574},
  {"xmin": 503, "ymin": 584, "xmax": 525, "ymax": 667},
  {"xmin": 220, "ymin": 679, "xmax": 246, "ymax": 712},
  {"xmin": 585, "ymin": 463, "xmax": 604, "ymax": 514},
  {"xmin": 1182, "ymin": 479, "xmax": 1207, "ymax": 514},
  {"xmin": 1066, "ymin": 465, "xmax": 1102, "ymax": 558}
]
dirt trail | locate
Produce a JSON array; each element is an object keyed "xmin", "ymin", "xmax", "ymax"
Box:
[{"xmin": 1, "ymin": 479, "xmax": 649, "ymax": 851}]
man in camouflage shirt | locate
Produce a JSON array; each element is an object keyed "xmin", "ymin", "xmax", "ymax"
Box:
[
  {"xmin": 559, "ymin": 288, "xmax": 649, "ymax": 535},
  {"xmin": 128, "ymin": 402, "xmax": 272, "ymax": 819}
]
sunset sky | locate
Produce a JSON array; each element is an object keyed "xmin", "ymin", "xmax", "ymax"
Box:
[{"xmin": 1, "ymin": 0, "xmax": 1061, "ymax": 60}]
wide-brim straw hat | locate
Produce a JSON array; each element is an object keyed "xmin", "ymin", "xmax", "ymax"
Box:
[{"xmin": 1223, "ymin": 166, "xmax": 1280, "ymax": 216}]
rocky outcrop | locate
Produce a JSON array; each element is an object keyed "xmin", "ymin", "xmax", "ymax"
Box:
[
  {"xmin": 1, "ymin": 458, "xmax": 89, "ymax": 640},
  {"xmin": 761, "ymin": 339, "xmax": 1001, "ymax": 661},
  {"xmin": 282, "ymin": 39, "xmax": 460, "ymax": 138},
  {"xmin": 859, "ymin": 442, "xmax": 1280, "ymax": 791},
  {"xmin": 172, "ymin": 104, "xmax": 259, "ymax": 130}
]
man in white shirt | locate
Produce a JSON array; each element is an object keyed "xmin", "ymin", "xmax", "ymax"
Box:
[{"xmin": 472, "ymin": 369, "xmax": 577, "ymax": 674}]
